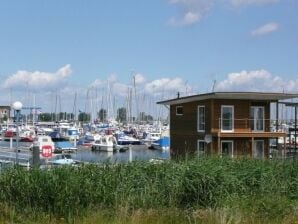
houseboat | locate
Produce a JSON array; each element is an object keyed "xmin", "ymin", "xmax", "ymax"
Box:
[{"xmin": 157, "ymin": 92, "xmax": 298, "ymax": 159}]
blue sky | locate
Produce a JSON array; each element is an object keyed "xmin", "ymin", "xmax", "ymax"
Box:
[{"xmin": 0, "ymin": 0, "xmax": 297, "ymax": 118}]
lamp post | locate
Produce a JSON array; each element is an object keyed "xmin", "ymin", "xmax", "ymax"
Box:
[{"xmin": 12, "ymin": 101, "xmax": 22, "ymax": 165}]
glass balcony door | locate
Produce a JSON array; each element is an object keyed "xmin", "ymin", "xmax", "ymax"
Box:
[
  {"xmin": 221, "ymin": 141, "xmax": 233, "ymax": 158},
  {"xmin": 221, "ymin": 106, "xmax": 234, "ymax": 132},
  {"xmin": 250, "ymin": 107, "xmax": 264, "ymax": 131},
  {"xmin": 253, "ymin": 140, "xmax": 264, "ymax": 159}
]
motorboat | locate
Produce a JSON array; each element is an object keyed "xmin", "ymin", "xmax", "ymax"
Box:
[
  {"xmin": 142, "ymin": 132, "xmax": 161, "ymax": 145},
  {"xmin": 30, "ymin": 135, "xmax": 55, "ymax": 159},
  {"xmin": 91, "ymin": 135, "xmax": 117, "ymax": 152},
  {"xmin": 115, "ymin": 132, "xmax": 142, "ymax": 146},
  {"xmin": 77, "ymin": 133, "xmax": 101, "ymax": 147},
  {"xmin": 148, "ymin": 136, "xmax": 170, "ymax": 151},
  {"xmin": 65, "ymin": 127, "xmax": 79, "ymax": 141},
  {"xmin": 54, "ymin": 141, "xmax": 77, "ymax": 153},
  {"xmin": 48, "ymin": 154, "xmax": 77, "ymax": 165},
  {"xmin": 3, "ymin": 130, "xmax": 17, "ymax": 141}
]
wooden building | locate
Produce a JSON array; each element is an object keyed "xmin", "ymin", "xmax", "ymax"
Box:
[{"xmin": 157, "ymin": 92, "xmax": 298, "ymax": 159}]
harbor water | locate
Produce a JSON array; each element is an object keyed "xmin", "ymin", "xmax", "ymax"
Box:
[{"xmin": 0, "ymin": 140, "xmax": 170, "ymax": 165}]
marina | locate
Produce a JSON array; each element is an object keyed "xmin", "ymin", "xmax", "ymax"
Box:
[
  {"xmin": 0, "ymin": 1, "xmax": 297, "ymax": 222},
  {"xmin": 0, "ymin": 137, "xmax": 170, "ymax": 169}
]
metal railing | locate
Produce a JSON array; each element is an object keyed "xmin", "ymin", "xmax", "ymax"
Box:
[
  {"xmin": 217, "ymin": 118, "xmax": 291, "ymax": 133},
  {"xmin": 0, "ymin": 150, "xmax": 31, "ymax": 169}
]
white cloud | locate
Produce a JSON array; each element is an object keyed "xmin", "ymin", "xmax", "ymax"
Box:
[
  {"xmin": 107, "ymin": 73, "xmax": 117, "ymax": 83},
  {"xmin": 167, "ymin": 0, "xmax": 280, "ymax": 26},
  {"xmin": 251, "ymin": 22, "xmax": 279, "ymax": 36},
  {"xmin": 144, "ymin": 77, "xmax": 191, "ymax": 96},
  {"xmin": 113, "ymin": 82, "xmax": 130, "ymax": 97},
  {"xmin": 2, "ymin": 64, "xmax": 72, "ymax": 92},
  {"xmin": 229, "ymin": 0, "xmax": 279, "ymax": 7},
  {"xmin": 133, "ymin": 73, "xmax": 146, "ymax": 85},
  {"xmin": 89, "ymin": 73, "xmax": 119, "ymax": 89},
  {"xmin": 215, "ymin": 70, "xmax": 298, "ymax": 93},
  {"xmin": 88, "ymin": 74, "xmax": 130, "ymax": 98},
  {"xmin": 89, "ymin": 79, "xmax": 105, "ymax": 88},
  {"xmin": 168, "ymin": 0, "xmax": 214, "ymax": 26}
]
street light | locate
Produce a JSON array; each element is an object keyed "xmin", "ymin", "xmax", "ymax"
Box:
[{"xmin": 12, "ymin": 101, "xmax": 22, "ymax": 165}]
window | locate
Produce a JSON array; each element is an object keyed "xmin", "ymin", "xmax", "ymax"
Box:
[
  {"xmin": 253, "ymin": 140, "xmax": 264, "ymax": 159},
  {"xmin": 197, "ymin": 140, "xmax": 206, "ymax": 156},
  {"xmin": 197, "ymin": 106, "xmax": 205, "ymax": 132},
  {"xmin": 250, "ymin": 107, "xmax": 264, "ymax": 131},
  {"xmin": 176, "ymin": 106, "xmax": 183, "ymax": 116},
  {"xmin": 221, "ymin": 106, "xmax": 234, "ymax": 132},
  {"xmin": 221, "ymin": 141, "xmax": 233, "ymax": 158}
]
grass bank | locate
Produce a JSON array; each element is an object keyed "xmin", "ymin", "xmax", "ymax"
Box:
[{"xmin": 0, "ymin": 157, "xmax": 297, "ymax": 223}]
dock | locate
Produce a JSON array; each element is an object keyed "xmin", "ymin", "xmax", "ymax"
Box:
[{"xmin": 0, "ymin": 147, "xmax": 31, "ymax": 169}]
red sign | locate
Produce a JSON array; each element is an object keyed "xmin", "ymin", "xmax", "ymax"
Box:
[{"xmin": 41, "ymin": 145, "xmax": 53, "ymax": 158}]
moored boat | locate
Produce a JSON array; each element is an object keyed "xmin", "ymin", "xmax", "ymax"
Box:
[
  {"xmin": 148, "ymin": 136, "xmax": 170, "ymax": 151},
  {"xmin": 48, "ymin": 154, "xmax": 78, "ymax": 165},
  {"xmin": 115, "ymin": 132, "xmax": 142, "ymax": 146},
  {"xmin": 91, "ymin": 135, "xmax": 117, "ymax": 152}
]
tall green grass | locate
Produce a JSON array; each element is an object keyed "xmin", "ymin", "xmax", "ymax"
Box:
[{"xmin": 0, "ymin": 157, "xmax": 297, "ymax": 223}]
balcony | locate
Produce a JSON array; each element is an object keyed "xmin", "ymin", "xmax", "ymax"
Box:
[{"xmin": 211, "ymin": 119, "xmax": 287, "ymax": 138}]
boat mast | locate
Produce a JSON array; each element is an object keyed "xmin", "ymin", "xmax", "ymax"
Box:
[
  {"xmin": 72, "ymin": 92, "xmax": 77, "ymax": 123},
  {"xmin": 133, "ymin": 74, "xmax": 139, "ymax": 124}
]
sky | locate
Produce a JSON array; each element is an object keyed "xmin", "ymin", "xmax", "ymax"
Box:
[{"xmin": 0, "ymin": 0, "xmax": 297, "ymax": 119}]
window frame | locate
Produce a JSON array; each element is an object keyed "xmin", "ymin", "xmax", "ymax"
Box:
[
  {"xmin": 253, "ymin": 140, "xmax": 264, "ymax": 159},
  {"xmin": 221, "ymin": 105, "xmax": 234, "ymax": 132},
  {"xmin": 197, "ymin": 105, "xmax": 205, "ymax": 132},
  {"xmin": 221, "ymin": 140, "xmax": 234, "ymax": 158},
  {"xmin": 250, "ymin": 106, "xmax": 265, "ymax": 132},
  {"xmin": 197, "ymin": 140, "xmax": 206, "ymax": 156},
  {"xmin": 176, "ymin": 106, "xmax": 183, "ymax": 116}
]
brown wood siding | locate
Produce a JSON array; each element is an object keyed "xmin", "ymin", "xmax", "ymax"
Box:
[
  {"xmin": 170, "ymin": 100, "xmax": 211, "ymax": 135},
  {"xmin": 211, "ymin": 99, "xmax": 250, "ymax": 132},
  {"xmin": 170, "ymin": 135, "xmax": 198, "ymax": 157},
  {"xmin": 170, "ymin": 100, "xmax": 211, "ymax": 157},
  {"xmin": 212, "ymin": 138, "xmax": 270, "ymax": 158},
  {"xmin": 170, "ymin": 98, "xmax": 275, "ymax": 158}
]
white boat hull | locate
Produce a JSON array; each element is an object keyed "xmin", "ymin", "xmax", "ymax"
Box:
[{"xmin": 91, "ymin": 144, "xmax": 115, "ymax": 152}]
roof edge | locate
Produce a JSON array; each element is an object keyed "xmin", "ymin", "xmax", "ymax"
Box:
[{"xmin": 157, "ymin": 91, "xmax": 298, "ymax": 105}]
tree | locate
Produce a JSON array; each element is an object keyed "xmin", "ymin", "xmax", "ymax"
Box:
[
  {"xmin": 78, "ymin": 112, "xmax": 91, "ymax": 122},
  {"xmin": 2, "ymin": 115, "xmax": 7, "ymax": 122},
  {"xmin": 139, "ymin": 112, "xmax": 146, "ymax": 122},
  {"xmin": 138, "ymin": 112, "xmax": 153, "ymax": 123},
  {"xmin": 144, "ymin": 114, "xmax": 153, "ymax": 122},
  {"xmin": 39, "ymin": 113, "xmax": 52, "ymax": 122},
  {"xmin": 98, "ymin": 108, "xmax": 107, "ymax": 122},
  {"xmin": 116, "ymin": 107, "xmax": 127, "ymax": 123}
]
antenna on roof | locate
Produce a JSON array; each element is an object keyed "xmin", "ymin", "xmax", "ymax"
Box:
[{"xmin": 212, "ymin": 79, "xmax": 217, "ymax": 92}]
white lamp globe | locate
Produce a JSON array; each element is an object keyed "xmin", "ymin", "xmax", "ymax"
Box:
[{"xmin": 12, "ymin": 101, "xmax": 23, "ymax": 111}]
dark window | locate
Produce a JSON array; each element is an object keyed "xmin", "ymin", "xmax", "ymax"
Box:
[
  {"xmin": 176, "ymin": 106, "xmax": 183, "ymax": 115},
  {"xmin": 197, "ymin": 106, "xmax": 205, "ymax": 131}
]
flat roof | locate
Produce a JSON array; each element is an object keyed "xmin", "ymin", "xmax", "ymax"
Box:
[{"xmin": 157, "ymin": 92, "xmax": 298, "ymax": 105}]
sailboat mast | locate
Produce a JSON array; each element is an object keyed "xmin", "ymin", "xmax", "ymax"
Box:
[
  {"xmin": 72, "ymin": 92, "xmax": 77, "ymax": 122},
  {"xmin": 133, "ymin": 75, "xmax": 139, "ymax": 123}
]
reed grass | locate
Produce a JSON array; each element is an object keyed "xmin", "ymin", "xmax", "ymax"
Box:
[{"xmin": 0, "ymin": 157, "xmax": 297, "ymax": 223}]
